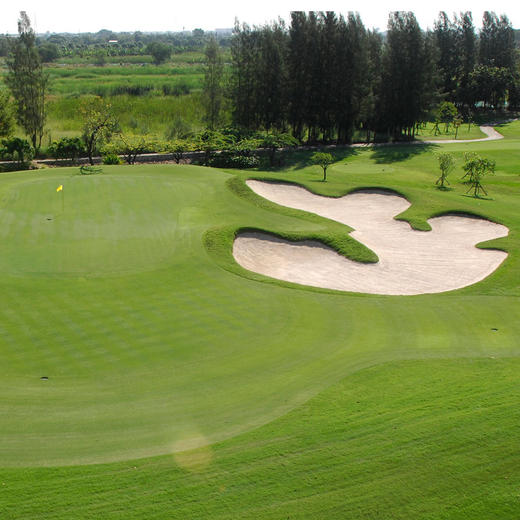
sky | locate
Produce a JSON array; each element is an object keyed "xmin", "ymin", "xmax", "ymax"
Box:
[{"xmin": 1, "ymin": 1, "xmax": 519, "ymax": 34}]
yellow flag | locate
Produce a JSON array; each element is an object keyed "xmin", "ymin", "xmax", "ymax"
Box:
[{"xmin": 56, "ymin": 185, "xmax": 63, "ymax": 192}]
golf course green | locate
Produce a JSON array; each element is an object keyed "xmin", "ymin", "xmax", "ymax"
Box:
[{"xmin": 0, "ymin": 123, "xmax": 519, "ymax": 518}]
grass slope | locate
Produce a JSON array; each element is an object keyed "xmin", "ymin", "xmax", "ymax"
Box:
[
  {"xmin": 2, "ymin": 359, "xmax": 519, "ymax": 519},
  {"xmin": 0, "ymin": 123, "xmax": 519, "ymax": 517}
]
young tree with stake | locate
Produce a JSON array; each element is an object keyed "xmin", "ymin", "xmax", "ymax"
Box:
[
  {"xmin": 436, "ymin": 152, "xmax": 455, "ymax": 189},
  {"xmin": 462, "ymin": 152, "xmax": 495, "ymax": 197}
]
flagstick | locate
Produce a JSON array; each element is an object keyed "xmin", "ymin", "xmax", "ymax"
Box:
[{"xmin": 62, "ymin": 189, "xmax": 64, "ymax": 214}]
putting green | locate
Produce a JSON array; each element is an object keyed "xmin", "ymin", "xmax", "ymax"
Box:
[
  {"xmin": 0, "ymin": 148, "xmax": 519, "ymax": 473},
  {"xmin": 0, "ymin": 169, "xmax": 217, "ymax": 276}
]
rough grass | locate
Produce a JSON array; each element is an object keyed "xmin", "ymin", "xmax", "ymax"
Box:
[
  {"xmin": 0, "ymin": 123, "xmax": 519, "ymax": 517},
  {"xmin": 44, "ymin": 93, "xmax": 206, "ymax": 140},
  {"xmin": 47, "ymin": 70, "xmax": 203, "ymax": 97}
]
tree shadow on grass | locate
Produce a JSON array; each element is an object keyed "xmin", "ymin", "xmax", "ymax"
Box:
[
  {"xmin": 370, "ymin": 142, "xmax": 438, "ymax": 164},
  {"xmin": 460, "ymin": 194, "xmax": 494, "ymax": 201},
  {"xmin": 263, "ymin": 146, "xmax": 361, "ymax": 172}
]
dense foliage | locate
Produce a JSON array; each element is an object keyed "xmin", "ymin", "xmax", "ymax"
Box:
[
  {"xmin": 0, "ymin": 9, "xmax": 518, "ymax": 162},
  {"xmin": 229, "ymin": 10, "xmax": 519, "ymax": 143}
]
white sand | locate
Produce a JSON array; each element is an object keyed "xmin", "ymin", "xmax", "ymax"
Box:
[{"xmin": 233, "ymin": 181, "xmax": 509, "ymax": 295}]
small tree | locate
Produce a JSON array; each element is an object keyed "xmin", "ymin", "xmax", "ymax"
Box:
[
  {"xmin": 435, "ymin": 152, "xmax": 454, "ymax": 188},
  {"xmin": 461, "ymin": 152, "xmax": 479, "ymax": 183},
  {"xmin": 453, "ymin": 115, "xmax": 463, "ymax": 139},
  {"xmin": 167, "ymin": 139, "xmax": 192, "ymax": 164},
  {"xmin": 203, "ymin": 36, "xmax": 224, "ymax": 130},
  {"xmin": 437, "ymin": 101, "xmax": 458, "ymax": 133},
  {"xmin": 38, "ymin": 42, "xmax": 59, "ymax": 63},
  {"xmin": 80, "ymin": 97, "xmax": 118, "ymax": 165},
  {"xmin": 112, "ymin": 133, "xmax": 153, "ymax": 165},
  {"xmin": 195, "ymin": 130, "xmax": 228, "ymax": 166},
  {"xmin": 93, "ymin": 49, "xmax": 107, "ymax": 66},
  {"xmin": 6, "ymin": 12, "xmax": 48, "ymax": 154},
  {"xmin": 146, "ymin": 42, "xmax": 172, "ymax": 65},
  {"xmin": 1, "ymin": 137, "xmax": 33, "ymax": 165},
  {"xmin": 311, "ymin": 152, "xmax": 334, "ymax": 181},
  {"xmin": 48, "ymin": 137, "xmax": 85, "ymax": 163},
  {"xmin": 462, "ymin": 152, "xmax": 496, "ymax": 197},
  {"xmin": 261, "ymin": 133, "xmax": 298, "ymax": 167}
]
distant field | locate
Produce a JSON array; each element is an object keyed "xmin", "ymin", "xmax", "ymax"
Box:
[
  {"xmin": 45, "ymin": 93, "xmax": 206, "ymax": 140},
  {"xmin": 46, "ymin": 64, "xmax": 204, "ymax": 96},
  {"xmin": 0, "ymin": 52, "xmax": 219, "ymax": 142}
]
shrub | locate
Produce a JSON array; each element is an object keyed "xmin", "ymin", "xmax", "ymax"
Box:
[
  {"xmin": 166, "ymin": 139, "xmax": 194, "ymax": 163},
  {"xmin": 209, "ymin": 154, "xmax": 260, "ymax": 169},
  {"xmin": 146, "ymin": 42, "xmax": 172, "ymax": 65},
  {"xmin": 48, "ymin": 137, "xmax": 85, "ymax": 163},
  {"xmin": 0, "ymin": 137, "xmax": 34, "ymax": 164},
  {"xmin": 161, "ymin": 82, "xmax": 191, "ymax": 96},
  {"xmin": 102, "ymin": 153, "xmax": 122, "ymax": 165},
  {"xmin": 165, "ymin": 116, "xmax": 192, "ymax": 140},
  {"xmin": 208, "ymin": 139, "xmax": 260, "ymax": 169}
]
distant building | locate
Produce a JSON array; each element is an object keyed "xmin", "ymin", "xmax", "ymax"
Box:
[
  {"xmin": 215, "ymin": 28, "xmax": 233, "ymax": 36},
  {"xmin": 108, "ymin": 39, "xmax": 118, "ymax": 44}
]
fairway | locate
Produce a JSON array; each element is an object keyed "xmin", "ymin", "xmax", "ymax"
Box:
[{"xmin": 1, "ymin": 126, "xmax": 520, "ymax": 517}]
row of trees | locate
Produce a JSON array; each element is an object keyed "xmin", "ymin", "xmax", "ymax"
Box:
[
  {"xmin": 0, "ymin": 28, "xmax": 232, "ymax": 60},
  {"xmin": 435, "ymin": 11, "xmax": 518, "ymax": 108},
  {"xmin": 1, "ymin": 10, "xmax": 519, "ymax": 164},
  {"xmin": 223, "ymin": 10, "xmax": 518, "ymax": 142}
]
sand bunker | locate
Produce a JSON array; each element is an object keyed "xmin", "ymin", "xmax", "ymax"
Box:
[{"xmin": 233, "ymin": 181, "xmax": 509, "ymax": 295}]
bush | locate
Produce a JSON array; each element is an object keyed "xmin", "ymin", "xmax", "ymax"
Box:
[
  {"xmin": 48, "ymin": 137, "xmax": 85, "ymax": 163},
  {"xmin": 0, "ymin": 137, "xmax": 34, "ymax": 164},
  {"xmin": 166, "ymin": 139, "xmax": 194, "ymax": 163},
  {"xmin": 146, "ymin": 42, "xmax": 172, "ymax": 65},
  {"xmin": 103, "ymin": 134, "xmax": 166, "ymax": 164},
  {"xmin": 102, "ymin": 153, "xmax": 122, "ymax": 165},
  {"xmin": 209, "ymin": 151, "xmax": 259, "ymax": 169},
  {"xmin": 38, "ymin": 42, "xmax": 59, "ymax": 63},
  {"xmin": 165, "ymin": 116, "xmax": 192, "ymax": 140},
  {"xmin": 161, "ymin": 82, "xmax": 191, "ymax": 96}
]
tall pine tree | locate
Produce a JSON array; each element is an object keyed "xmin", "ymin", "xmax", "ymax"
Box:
[{"xmin": 6, "ymin": 11, "xmax": 48, "ymax": 153}]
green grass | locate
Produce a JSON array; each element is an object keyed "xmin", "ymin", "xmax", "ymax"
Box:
[
  {"xmin": 45, "ymin": 93, "xmax": 206, "ymax": 139},
  {"xmin": 2, "ymin": 358, "xmax": 519, "ymax": 519},
  {"xmin": 414, "ymin": 122, "xmax": 485, "ymax": 141},
  {"xmin": 2, "ymin": 56, "xmax": 209, "ymax": 141},
  {"xmin": 0, "ymin": 122, "xmax": 519, "ymax": 517},
  {"xmin": 55, "ymin": 51, "xmax": 218, "ymax": 66},
  {"xmin": 46, "ymin": 68, "xmax": 204, "ymax": 97}
]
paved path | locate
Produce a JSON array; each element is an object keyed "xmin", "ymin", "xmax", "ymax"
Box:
[{"xmin": 423, "ymin": 125, "xmax": 504, "ymax": 144}]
